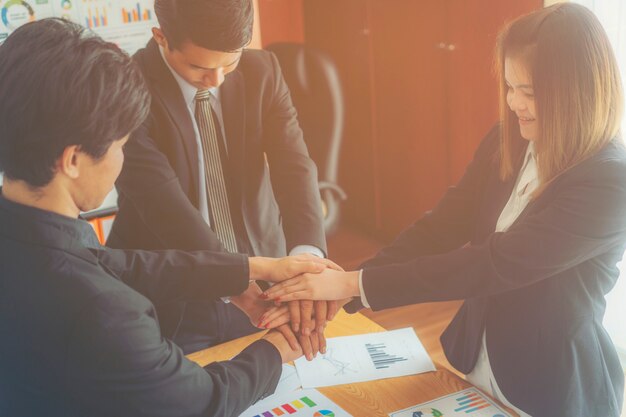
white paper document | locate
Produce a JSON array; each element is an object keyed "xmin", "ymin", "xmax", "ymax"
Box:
[
  {"xmin": 294, "ymin": 327, "xmax": 435, "ymax": 388},
  {"xmin": 239, "ymin": 388, "xmax": 352, "ymax": 417},
  {"xmin": 267, "ymin": 364, "xmax": 301, "ymax": 400},
  {"xmin": 389, "ymin": 388, "xmax": 512, "ymax": 417}
]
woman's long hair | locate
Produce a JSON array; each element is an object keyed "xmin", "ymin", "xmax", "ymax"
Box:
[{"xmin": 495, "ymin": 3, "xmax": 623, "ymax": 194}]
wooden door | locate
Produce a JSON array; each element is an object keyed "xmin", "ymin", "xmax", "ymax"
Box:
[
  {"xmin": 446, "ymin": 0, "xmax": 543, "ymax": 183},
  {"xmin": 366, "ymin": 0, "xmax": 448, "ymax": 238}
]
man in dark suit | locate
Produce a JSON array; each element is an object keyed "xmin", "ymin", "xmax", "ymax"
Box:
[
  {"xmin": 0, "ymin": 18, "xmax": 329, "ymax": 417},
  {"xmin": 108, "ymin": 0, "xmax": 332, "ymax": 353}
]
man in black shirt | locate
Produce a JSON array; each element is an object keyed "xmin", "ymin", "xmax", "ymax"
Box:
[{"xmin": 0, "ymin": 19, "xmax": 330, "ymax": 417}]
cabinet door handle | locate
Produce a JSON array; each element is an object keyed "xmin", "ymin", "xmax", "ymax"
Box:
[{"xmin": 435, "ymin": 42, "xmax": 457, "ymax": 51}]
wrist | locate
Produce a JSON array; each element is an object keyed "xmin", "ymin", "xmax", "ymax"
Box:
[
  {"xmin": 341, "ymin": 271, "xmax": 361, "ymax": 298},
  {"xmin": 350, "ymin": 271, "xmax": 361, "ymax": 297},
  {"xmin": 248, "ymin": 257, "xmax": 273, "ymax": 280}
]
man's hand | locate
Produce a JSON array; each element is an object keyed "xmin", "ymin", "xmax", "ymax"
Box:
[
  {"xmin": 260, "ymin": 300, "xmax": 332, "ymax": 335},
  {"xmin": 231, "ymin": 282, "xmax": 289, "ymax": 328},
  {"xmin": 262, "ymin": 327, "xmax": 303, "ymax": 363},
  {"xmin": 263, "ymin": 321, "xmax": 327, "ymax": 361},
  {"xmin": 281, "ymin": 258, "xmax": 345, "ymax": 335},
  {"xmin": 248, "ymin": 255, "xmax": 342, "ymax": 282},
  {"xmin": 298, "ymin": 327, "xmax": 327, "ymax": 361},
  {"xmin": 263, "ymin": 269, "xmax": 361, "ymax": 302}
]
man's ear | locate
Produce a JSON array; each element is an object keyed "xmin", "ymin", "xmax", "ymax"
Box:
[
  {"xmin": 58, "ymin": 145, "xmax": 80, "ymax": 180},
  {"xmin": 152, "ymin": 27, "xmax": 168, "ymax": 49}
]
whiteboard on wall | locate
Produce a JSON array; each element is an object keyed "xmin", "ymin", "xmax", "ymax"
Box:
[
  {"xmin": 0, "ymin": 0, "xmax": 155, "ymax": 54},
  {"xmin": 0, "ymin": 0, "xmax": 150, "ymax": 211}
]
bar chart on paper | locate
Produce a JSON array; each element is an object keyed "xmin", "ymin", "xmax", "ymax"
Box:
[
  {"xmin": 389, "ymin": 388, "xmax": 512, "ymax": 417},
  {"xmin": 366, "ymin": 342, "xmax": 409, "ymax": 369},
  {"xmin": 294, "ymin": 327, "xmax": 435, "ymax": 388},
  {"xmin": 238, "ymin": 389, "xmax": 351, "ymax": 417}
]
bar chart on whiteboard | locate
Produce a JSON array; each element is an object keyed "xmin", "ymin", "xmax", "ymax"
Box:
[{"xmin": 0, "ymin": 0, "xmax": 154, "ymax": 53}]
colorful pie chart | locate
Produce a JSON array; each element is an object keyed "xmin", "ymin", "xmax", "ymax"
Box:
[
  {"xmin": 313, "ymin": 411, "xmax": 335, "ymax": 417},
  {"xmin": 1, "ymin": 0, "xmax": 36, "ymax": 30}
]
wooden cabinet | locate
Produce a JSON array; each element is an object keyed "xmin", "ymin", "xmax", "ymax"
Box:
[
  {"xmin": 257, "ymin": 0, "xmax": 305, "ymax": 46},
  {"xmin": 303, "ymin": 0, "xmax": 541, "ymax": 240}
]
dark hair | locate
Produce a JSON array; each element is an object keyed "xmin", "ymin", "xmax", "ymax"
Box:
[
  {"xmin": 0, "ymin": 18, "xmax": 151, "ymax": 187},
  {"xmin": 155, "ymin": 0, "xmax": 253, "ymax": 52}
]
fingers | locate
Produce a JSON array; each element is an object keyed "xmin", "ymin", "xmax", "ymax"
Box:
[
  {"xmin": 316, "ymin": 257, "xmax": 345, "ymax": 272},
  {"xmin": 263, "ymin": 278, "xmax": 310, "ymax": 300},
  {"xmin": 288, "ymin": 301, "xmax": 300, "ymax": 333},
  {"xmin": 309, "ymin": 330, "xmax": 320, "ymax": 357},
  {"xmin": 288, "ymin": 260, "xmax": 325, "ymax": 278},
  {"xmin": 300, "ymin": 300, "xmax": 314, "ymax": 336},
  {"xmin": 259, "ymin": 305, "xmax": 289, "ymax": 329},
  {"xmin": 294, "ymin": 254, "xmax": 344, "ymax": 271},
  {"xmin": 317, "ymin": 329, "xmax": 327, "ymax": 354},
  {"xmin": 264, "ymin": 313, "xmax": 290, "ymax": 329},
  {"xmin": 298, "ymin": 331, "xmax": 314, "ymax": 361},
  {"xmin": 276, "ymin": 324, "xmax": 301, "ymax": 351},
  {"xmin": 327, "ymin": 300, "xmax": 339, "ymax": 321},
  {"xmin": 314, "ymin": 301, "xmax": 327, "ymax": 333},
  {"xmin": 271, "ymin": 291, "xmax": 311, "ymax": 303},
  {"xmin": 285, "ymin": 255, "xmax": 345, "ymax": 279}
]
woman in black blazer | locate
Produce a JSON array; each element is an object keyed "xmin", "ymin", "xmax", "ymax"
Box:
[{"xmin": 261, "ymin": 4, "xmax": 626, "ymax": 416}]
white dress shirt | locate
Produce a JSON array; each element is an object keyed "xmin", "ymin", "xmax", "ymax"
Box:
[
  {"xmin": 158, "ymin": 47, "xmax": 324, "ymax": 259},
  {"xmin": 358, "ymin": 142, "xmax": 537, "ymax": 415}
]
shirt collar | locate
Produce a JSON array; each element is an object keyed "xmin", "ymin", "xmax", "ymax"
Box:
[
  {"xmin": 0, "ymin": 191, "xmax": 101, "ymax": 251},
  {"xmin": 516, "ymin": 141, "xmax": 539, "ymax": 198},
  {"xmin": 526, "ymin": 141, "xmax": 537, "ymax": 161},
  {"xmin": 158, "ymin": 46, "xmax": 219, "ymax": 109}
]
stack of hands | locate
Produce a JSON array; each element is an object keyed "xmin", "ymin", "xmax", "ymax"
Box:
[{"xmin": 232, "ymin": 255, "xmax": 361, "ymax": 363}]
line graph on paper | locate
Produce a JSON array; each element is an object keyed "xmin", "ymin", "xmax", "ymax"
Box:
[{"xmin": 321, "ymin": 348, "xmax": 358, "ymax": 376}]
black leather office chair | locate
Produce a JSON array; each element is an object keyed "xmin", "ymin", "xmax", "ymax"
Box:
[{"xmin": 266, "ymin": 42, "xmax": 347, "ymax": 236}]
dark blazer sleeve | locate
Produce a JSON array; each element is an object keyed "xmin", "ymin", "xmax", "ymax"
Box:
[
  {"xmin": 262, "ymin": 52, "xmax": 327, "ymax": 254},
  {"xmin": 66, "ymin": 289, "xmax": 282, "ymax": 417},
  {"xmin": 361, "ymin": 150, "xmax": 626, "ymax": 311},
  {"xmin": 115, "ymin": 111, "xmax": 224, "ymax": 251},
  {"xmin": 93, "ymin": 247, "xmax": 250, "ymax": 305},
  {"xmin": 344, "ymin": 126, "xmax": 499, "ymax": 312}
]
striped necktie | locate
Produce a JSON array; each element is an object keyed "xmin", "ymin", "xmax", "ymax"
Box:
[{"xmin": 194, "ymin": 89, "xmax": 238, "ymax": 253}]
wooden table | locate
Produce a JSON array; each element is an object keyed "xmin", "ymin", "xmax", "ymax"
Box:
[{"xmin": 187, "ymin": 310, "xmax": 518, "ymax": 417}]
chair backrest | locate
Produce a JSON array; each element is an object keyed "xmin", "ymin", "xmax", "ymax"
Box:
[{"xmin": 265, "ymin": 42, "xmax": 345, "ymax": 184}]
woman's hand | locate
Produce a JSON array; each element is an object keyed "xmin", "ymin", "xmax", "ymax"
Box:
[
  {"xmin": 248, "ymin": 255, "xmax": 342, "ymax": 282},
  {"xmin": 262, "ymin": 269, "xmax": 361, "ymax": 301}
]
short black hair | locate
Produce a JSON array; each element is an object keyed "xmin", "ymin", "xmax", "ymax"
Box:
[
  {"xmin": 155, "ymin": 0, "xmax": 253, "ymax": 52},
  {"xmin": 0, "ymin": 18, "xmax": 150, "ymax": 187}
]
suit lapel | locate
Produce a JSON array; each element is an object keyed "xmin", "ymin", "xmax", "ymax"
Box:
[
  {"xmin": 475, "ymin": 140, "xmax": 530, "ymax": 241},
  {"xmin": 140, "ymin": 40, "xmax": 200, "ymax": 195}
]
